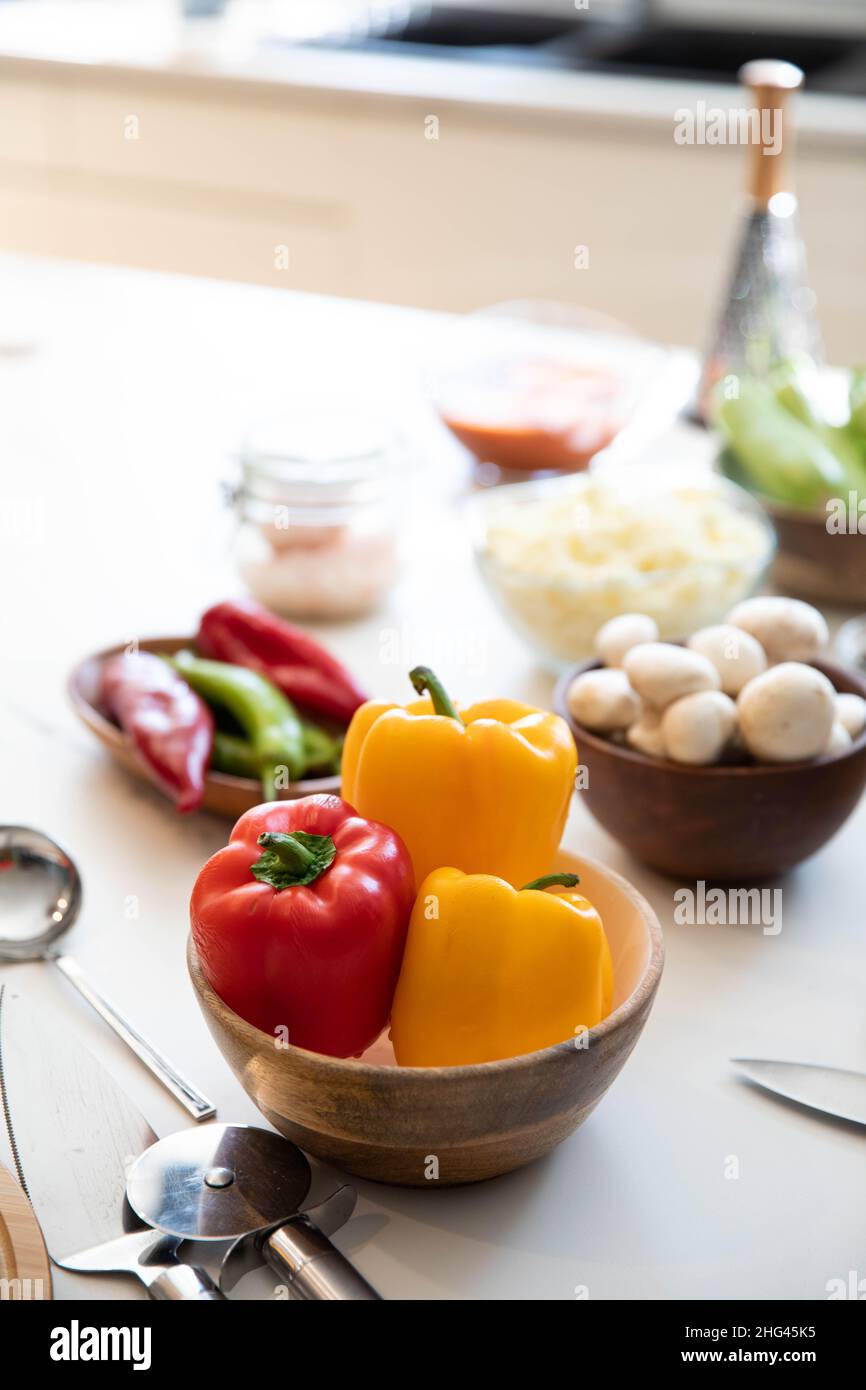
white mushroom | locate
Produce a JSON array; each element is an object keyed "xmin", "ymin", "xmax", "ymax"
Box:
[
  {"xmin": 626, "ymin": 708, "xmax": 667, "ymax": 758},
  {"xmin": 595, "ymin": 613, "xmax": 659, "ymax": 668},
  {"xmin": 726, "ymin": 596, "xmax": 828, "ymax": 664},
  {"xmin": 623, "ymin": 642, "xmax": 721, "ymax": 709},
  {"xmin": 824, "ymin": 721, "xmax": 853, "ymax": 758},
  {"xmin": 737, "ymin": 662, "xmax": 836, "ymax": 763},
  {"xmin": 566, "ymin": 668, "xmax": 641, "ymax": 733},
  {"xmin": 661, "ymin": 691, "xmax": 738, "ymax": 765},
  {"xmin": 836, "ymin": 692, "xmax": 866, "ymax": 740},
  {"xmin": 687, "ymin": 624, "xmax": 767, "ymax": 696}
]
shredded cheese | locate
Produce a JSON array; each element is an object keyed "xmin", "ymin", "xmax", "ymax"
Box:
[{"xmin": 478, "ymin": 477, "xmax": 773, "ymax": 665}]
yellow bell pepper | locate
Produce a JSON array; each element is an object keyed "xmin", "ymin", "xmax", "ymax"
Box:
[
  {"xmin": 391, "ymin": 869, "xmax": 613, "ymax": 1067},
  {"xmin": 341, "ymin": 666, "xmax": 577, "ymax": 888}
]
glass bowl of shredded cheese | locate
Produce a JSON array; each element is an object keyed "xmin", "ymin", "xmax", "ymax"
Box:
[{"xmin": 471, "ymin": 472, "xmax": 776, "ymax": 670}]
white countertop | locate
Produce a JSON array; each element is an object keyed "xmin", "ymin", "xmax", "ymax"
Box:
[
  {"xmin": 1, "ymin": 2, "xmax": 865, "ymax": 147},
  {"xmin": 0, "ymin": 254, "xmax": 864, "ymax": 1301}
]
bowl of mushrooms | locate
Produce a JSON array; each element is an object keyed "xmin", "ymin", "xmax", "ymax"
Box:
[{"xmin": 555, "ymin": 597, "xmax": 866, "ymax": 880}]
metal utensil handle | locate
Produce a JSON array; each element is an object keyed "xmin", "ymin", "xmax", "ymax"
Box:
[
  {"xmin": 149, "ymin": 1264, "xmax": 226, "ymax": 1301},
  {"xmin": 53, "ymin": 954, "xmax": 216, "ymax": 1122},
  {"xmin": 264, "ymin": 1214, "xmax": 381, "ymax": 1300}
]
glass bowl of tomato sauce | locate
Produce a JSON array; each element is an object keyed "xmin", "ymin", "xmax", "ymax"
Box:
[{"xmin": 431, "ymin": 301, "xmax": 698, "ymax": 486}]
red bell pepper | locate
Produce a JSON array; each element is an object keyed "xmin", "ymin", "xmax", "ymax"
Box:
[
  {"xmin": 196, "ymin": 599, "xmax": 368, "ymax": 725},
  {"xmin": 190, "ymin": 794, "xmax": 414, "ymax": 1057},
  {"xmin": 100, "ymin": 651, "xmax": 214, "ymax": 813}
]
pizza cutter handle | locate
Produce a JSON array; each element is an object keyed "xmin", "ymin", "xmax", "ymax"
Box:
[
  {"xmin": 263, "ymin": 1187, "xmax": 382, "ymax": 1301},
  {"xmin": 149, "ymin": 1264, "xmax": 227, "ymax": 1301}
]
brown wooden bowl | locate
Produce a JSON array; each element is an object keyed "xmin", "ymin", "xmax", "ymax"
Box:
[
  {"xmin": 68, "ymin": 636, "xmax": 340, "ymax": 819},
  {"xmin": 769, "ymin": 502, "xmax": 866, "ymax": 606},
  {"xmin": 718, "ymin": 447, "xmax": 866, "ymax": 605},
  {"xmin": 555, "ymin": 658, "xmax": 866, "ymax": 881},
  {"xmin": 187, "ymin": 849, "xmax": 663, "ymax": 1186}
]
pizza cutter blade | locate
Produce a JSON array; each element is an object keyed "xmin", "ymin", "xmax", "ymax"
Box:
[{"xmin": 126, "ymin": 1123, "xmax": 381, "ymax": 1300}]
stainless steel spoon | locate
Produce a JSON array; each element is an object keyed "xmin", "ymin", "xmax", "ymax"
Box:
[{"xmin": 0, "ymin": 826, "xmax": 214, "ymax": 1121}]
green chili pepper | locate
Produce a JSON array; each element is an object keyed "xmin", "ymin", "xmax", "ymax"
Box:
[
  {"xmin": 170, "ymin": 651, "xmax": 305, "ymax": 800},
  {"xmin": 213, "ymin": 724, "xmax": 342, "ymax": 780},
  {"xmin": 299, "ymin": 720, "xmax": 343, "ymax": 776},
  {"xmin": 211, "ymin": 731, "xmax": 259, "ymax": 780}
]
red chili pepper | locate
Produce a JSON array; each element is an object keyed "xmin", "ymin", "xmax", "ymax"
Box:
[
  {"xmin": 100, "ymin": 652, "xmax": 214, "ymax": 814},
  {"xmin": 196, "ymin": 599, "xmax": 368, "ymax": 725},
  {"xmin": 190, "ymin": 794, "xmax": 414, "ymax": 1057}
]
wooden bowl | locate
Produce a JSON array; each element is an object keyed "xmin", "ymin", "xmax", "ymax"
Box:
[
  {"xmin": 68, "ymin": 636, "xmax": 340, "ymax": 818},
  {"xmin": 555, "ymin": 658, "xmax": 866, "ymax": 881},
  {"xmin": 718, "ymin": 447, "xmax": 866, "ymax": 605},
  {"xmin": 769, "ymin": 502, "xmax": 866, "ymax": 606},
  {"xmin": 187, "ymin": 850, "xmax": 663, "ymax": 1186}
]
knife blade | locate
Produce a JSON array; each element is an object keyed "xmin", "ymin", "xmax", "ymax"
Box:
[
  {"xmin": 0, "ymin": 985, "xmax": 223, "ymax": 1298},
  {"xmin": 732, "ymin": 1057, "xmax": 866, "ymax": 1127}
]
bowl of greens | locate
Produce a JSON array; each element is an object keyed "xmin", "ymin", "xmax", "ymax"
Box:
[{"xmin": 716, "ymin": 361, "xmax": 866, "ymax": 604}]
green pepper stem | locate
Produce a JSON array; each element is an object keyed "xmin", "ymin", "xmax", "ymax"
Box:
[
  {"xmin": 521, "ymin": 872, "xmax": 580, "ymax": 893},
  {"xmin": 260, "ymin": 767, "xmax": 278, "ymax": 802},
  {"xmin": 257, "ymin": 831, "xmax": 317, "ymax": 872},
  {"xmin": 409, "ymin": 666, "xmax": 461, "ymax": 721},
  {"xmin": 251, "ymin": 830, "xmax": 336, "ymax": 890}
]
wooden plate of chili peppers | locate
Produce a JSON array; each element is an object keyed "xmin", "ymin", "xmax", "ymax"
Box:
[{"xmin": 69, "ymin": 627, "xmax": 345, "ymax": 820}]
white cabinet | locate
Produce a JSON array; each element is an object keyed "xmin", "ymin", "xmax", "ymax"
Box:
[{"xmin": 0, "ymin": 57, "xmax": 863, "ymax": 357}]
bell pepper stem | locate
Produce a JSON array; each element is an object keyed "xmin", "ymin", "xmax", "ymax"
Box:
[
  {"xmin": 521, "ymin": 872, "xmax": 580, "ymax": 892},
  {"xmin": 409, "ymin": 666, "xmax": 461, "ymax": 722},
  {"xmin": 257, "ymin": 831, "xmax": 317, "ymax": 871},
  {"xmin": 251, "ymin": 831, "xmax": 337, "ymax": 890}
]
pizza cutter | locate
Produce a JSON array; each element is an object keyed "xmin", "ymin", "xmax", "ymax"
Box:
[{"xmin": 126, "ymin": 1123, "xmax": 381, "ymax": 1300}]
